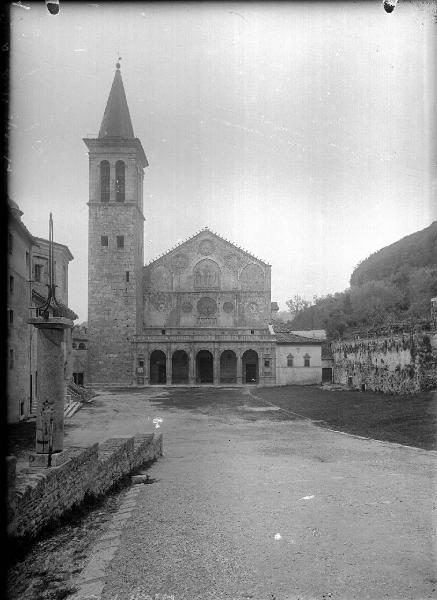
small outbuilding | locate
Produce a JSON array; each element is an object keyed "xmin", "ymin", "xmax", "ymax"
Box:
[{"xmin": 271, "ymin": 324, "xmax": 323, "ymax": 385}]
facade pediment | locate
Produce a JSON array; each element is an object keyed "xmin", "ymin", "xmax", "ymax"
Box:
[
  {"xmin": 143, "ymin": 228, "xmax": 272, "ymax": 330},
  {"xmin": 144, "ymin": 228, "xmax": 270, "ymax": 292}
]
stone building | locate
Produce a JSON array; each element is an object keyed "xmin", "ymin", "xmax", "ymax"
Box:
[
  {"xmin": 71, "ymin": 323, "xmax": 88, "ymax": 385},
  {"xmin": 7, "ymin": 199, "xmax": 76, "ymax": 423},
  {"xmin": 84, "ymin": 64, "xmax": 323, "ymax": 387}
]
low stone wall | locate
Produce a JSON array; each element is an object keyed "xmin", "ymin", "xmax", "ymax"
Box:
[
  {"xmin": 332, "ymin": 332, "xmax": 437, "ymax": 394},
  {"xmin": 7, "ymin": 432, "xmax": 162, "ymax": 541}
]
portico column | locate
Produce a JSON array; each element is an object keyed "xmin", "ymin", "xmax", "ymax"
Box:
[
  {"xmin": 144, "ymin": 349, "xmax": 150, "ymax": 385},
  {"xmin": 237, "ymin": 351, "xmax": 243, "ymax": 385},
  {"xmin": 166, "ymin": 350, "xmax": 172, "ymax": 385},
  {"xmin": 189, "ymin": 350, "xmax": 196, "ymax": 384},
  {"xmin": 213, "ymin": 349, "xmax": 220, "ymax": 385}
]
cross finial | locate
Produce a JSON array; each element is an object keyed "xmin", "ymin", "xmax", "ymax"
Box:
[{"xmin": 116, "ymin": 54, "xmax": 122, "ymax": 70}]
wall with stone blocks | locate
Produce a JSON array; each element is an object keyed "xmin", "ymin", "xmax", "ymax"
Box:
[
  {"xmin": 332, "ymin": 332, "xmax": 437, "ymax": 394},
  {"xmin": 7, "ymin": 432, "xmax": 162, "ymax": 541}
]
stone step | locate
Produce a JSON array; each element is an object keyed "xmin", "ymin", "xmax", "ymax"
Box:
[{"xmin": 64, "ymin": 401, "xmax": 82, "ymax": 418}]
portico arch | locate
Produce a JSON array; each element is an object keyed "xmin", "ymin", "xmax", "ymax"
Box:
[
  {"xmin": 220, "ymin": 350, "xmax": 237, "ymax": 384},
  {"xmin": 150, "ymin": 350, "xmax": 166, "ymax": 385},
  {"xmin": 196, "ymin": 350, "xmax": 213, "ymax": 384},
  {"xmin": 172, "ymin": 350, "xmax": 189, "ymax": 384},
  {"xmin": 242, "ymin": 349, "xmax": 259, "ymax": 384}
]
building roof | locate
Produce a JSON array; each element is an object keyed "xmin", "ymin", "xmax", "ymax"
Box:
[
  {"xmin": 146, "ymin": 226, "xmax": 271, "ymax": 267},
  {"xmin": 98, "ymin": 63, "xmax": 135, "ymax": 139},
  {"xmin": 274, "ymin": 331, "xmax": 323, "ymax": 345},
  {"xmin": 271, "ymin": 320, "xmax": 323, "ymax": 344},
  {"xmin": 32, "ymin": 290, "xmax": 78, "ymax": 320},
  {"xmin": 34, "ymin": 237, "xmax": 74, "ymax": 261},
  {"xmin": 8, "ymin": 199, "xmax": 39, "ymax": 245}
]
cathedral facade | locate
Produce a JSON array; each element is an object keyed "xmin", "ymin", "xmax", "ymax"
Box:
[{"xmin": 84, "ymin": 64, "xmax": 322, "ymax": 387}]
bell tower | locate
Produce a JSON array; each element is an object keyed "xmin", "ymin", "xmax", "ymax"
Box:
[{"xmin": 84, "ymin": 62, "xmax": 148, "ymax": 384}]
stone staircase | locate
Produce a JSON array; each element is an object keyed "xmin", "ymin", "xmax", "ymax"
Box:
[
  {"xmin": 64, "ymin": 382, "xmax": 96, "ymax": 418},
  {"xmin": 30, "ymin": 383, "xmax": 95, "ymax": 419}
]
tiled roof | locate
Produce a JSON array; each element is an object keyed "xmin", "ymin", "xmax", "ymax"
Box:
[{"xmin": 274, "ymin": 331, "xmax": 323, "ymax": 344}]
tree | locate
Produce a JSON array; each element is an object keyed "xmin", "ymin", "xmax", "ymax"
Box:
[{"xmin": 285, "ymin": 294, "xmax": 310, "ymax": 319}]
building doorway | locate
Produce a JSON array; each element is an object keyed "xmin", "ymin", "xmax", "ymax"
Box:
[
  {"xmin": 73, "ymin": 372, "xmax": 84, "ymax": 385},
  {"xmin": 322, "ymin": 368, "xmax": 332, "ymax": 383},
  {"xmin": 196, "ymin": 350, "xmax": 213, "ymax": 384},
  {"xmin": 242, "ymin": 350, "xmax": 258, "ymax": 384},
  {"xmin": 150, "ymin": 350, "xmax": 166, "ymax": 384},
  {"xmin": 220, "ymin": 350, "xmax": 237, "ymax": 383},
  {"xmin": 172, "ymin": 350, "xmax": 189, "ymax": 384}
]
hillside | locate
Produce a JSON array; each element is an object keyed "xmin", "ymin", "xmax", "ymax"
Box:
[
  {"xmin": 287, "ymin": 221, "xmax": 437, "ymax": 338},
  {"xmin": 350, "ymin": 221, "xmax": 437, "ymax": 286}
]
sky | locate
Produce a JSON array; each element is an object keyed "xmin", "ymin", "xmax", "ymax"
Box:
[{"xmin": 9, "ymin": 1, "xmax": 437, "ymax": 322}]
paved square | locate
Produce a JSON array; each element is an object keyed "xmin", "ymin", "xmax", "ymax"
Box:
[{"xmin": 65, "ymin": 387, "xmax": 436, "ymax": 600}]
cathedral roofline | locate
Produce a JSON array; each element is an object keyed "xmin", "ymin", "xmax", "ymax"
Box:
[{"xmin": 145, "ymin": 226, "xmax": 271, "ymax": 267}]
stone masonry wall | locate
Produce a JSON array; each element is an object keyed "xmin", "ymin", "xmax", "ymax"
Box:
[
  {"xmin": 8, "ymin": 432, "xmax": 162, "ymax": 541},
  {"xmin": 332, "ymin": 332, "xmax": 437, "ymax": 394}
]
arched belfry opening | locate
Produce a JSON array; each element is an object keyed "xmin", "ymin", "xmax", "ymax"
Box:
[
  {"xmin": 115, "ymin": 160, "xmax": 125, "ymax": 202},
  {"xmin": 100, "ymin": 160, "xmax": 110, "ymax": 202},
  {"xmin": 242, "ymin": 350, "xmax": 259, "ymax": 384},
  {"xmin": 196, "ymin": 350, "xmax": 213, "ymax": 384},
  {"xmin": 150, "ymin": 350, "xmax": 166, "ymax": 385}
]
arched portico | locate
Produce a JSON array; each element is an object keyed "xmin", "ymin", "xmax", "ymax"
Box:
[
  {"xmin": 196, "ymin": 350, "xmax": 214, "ymax": 384},
  {"xmin": 220, "ymin": 350, "xmax": 237, "ymax": 384},
  {"xmin": 172, "ymin": 350, "xmax": 189, "ymax": 384},
  {"xmin": 150, "ymin": 350, "xmax": 166, "ymax": 384},
  {"xmin": 242, "ymin": 349, "xmax": 259, "ymax": 384}
]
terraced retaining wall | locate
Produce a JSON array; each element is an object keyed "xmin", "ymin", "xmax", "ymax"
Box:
[
  {"xmin": 332, "ymin": 332, "xmax": 437, "ymax": 394},
  {"xmin": 7, "ymin": 432, "xmax": 163, "ymax": 540}
]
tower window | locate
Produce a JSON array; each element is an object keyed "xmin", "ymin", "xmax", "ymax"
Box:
[
  {"xmin": 117, "ymin": 235, "xmax": 124, "ymax": 249},
  {"xmin": 9, "ymin": 275, "xmax": 14, "ymax": 295},
  {"xmin": 115, "ymin": 160, "xmax": 125, "ymax": 202},
  {"xmin": 126, "ymin": 271, "xmax": 130, "ymax": 282},
  {"xmin": 101, "ymin": 235, "xmax": 108, "ymax": 247},
  {"xmin": 100, "ymin": 160, "xmax": 110, "ymax": 202}
]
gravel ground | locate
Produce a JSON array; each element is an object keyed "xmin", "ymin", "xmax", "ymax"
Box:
[
  {"xmin": 95, "ymin": 389, "xmax": 435, "ymax": 600},
  {"xmin": 8, "ymin": 387, "xmax": 436, "ymax": 600}
]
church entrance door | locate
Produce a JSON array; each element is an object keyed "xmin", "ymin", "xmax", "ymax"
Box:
[
  {"xmin": 172, "ymin": 350, "xmax": 189, "ymax": 384},
  {"xmin": 150, "ymin": 350, "xmax": 167, "ymax": 385},
  {"xmin": 196, "ymin": 350, "xmax": 213, "ymax": 384},
  {"xmin": 242, "ymin": 350, "xmax": 259, "ymax": 384}
]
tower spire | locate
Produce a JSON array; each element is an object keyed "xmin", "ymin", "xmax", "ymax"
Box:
[{"xmin": 98, "ymin": 60, "xmax": 135, "ymax": 139}]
